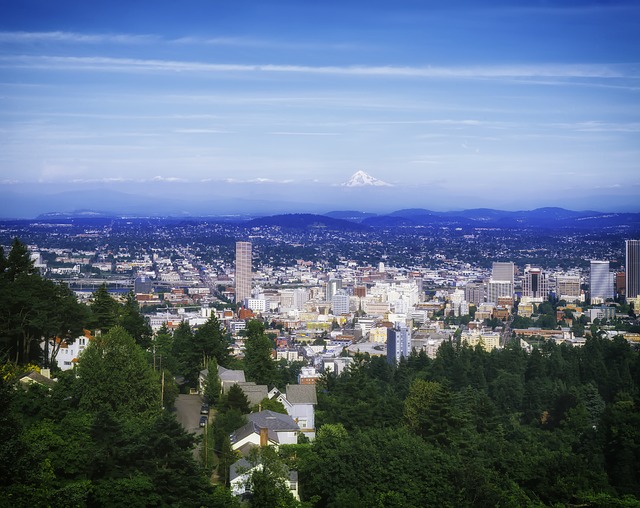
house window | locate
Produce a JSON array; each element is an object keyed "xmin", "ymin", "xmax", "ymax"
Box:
[{"xmin": 64, "ymin": 361, "xmax": 72, "ymax": 366}]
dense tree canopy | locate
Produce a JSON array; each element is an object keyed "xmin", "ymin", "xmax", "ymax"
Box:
[
  {"xmin": 1, "ymin": 326, "xmax": 225, "ymax": 507},
  {"xmin": 304, "ymin": 336, "xmax": 640, "ymax": 506},
  {"xmin": 0, "ymin": 238, "xmax": 88, "ymax": 366}
]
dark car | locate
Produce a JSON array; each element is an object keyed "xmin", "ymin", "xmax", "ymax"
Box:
[
  {"xmin": 199, "ymin": 415, "xmax": 208, "ymax": 427},
  {"xmin": 200, "ymin": 403, "xmax": 209, "ymax": 415}
]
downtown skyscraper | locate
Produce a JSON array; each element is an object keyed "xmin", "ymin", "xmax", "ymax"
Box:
[
  {"xmin": 235, "ymin": 241, "xmax": 252, "ymax": 304},
  {"xmin": 626, "ymin": 240, "xmax": 640, "ymax": 299},
  {"xmin": 590, "ymin": 260, "xmax": 613, "ymax": 301}
]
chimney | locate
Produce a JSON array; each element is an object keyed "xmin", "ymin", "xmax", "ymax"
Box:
[
  {"xmin": 260, "ymin": 427, "xmax": 268, "ymax": 447},
  {"xmin": 41, "ymin": 368, "xmax": 51, "ymax": 379}
]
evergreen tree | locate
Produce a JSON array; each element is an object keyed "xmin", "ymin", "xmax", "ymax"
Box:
[
  {"xmin": 204, "ymin": 358, "xmax": 222, "ymax": 406},
  {"xmin": 75, "ymin": 326, "xmax": 160, "ymax": 418},
  {"xmin": 89, "ymin": 284, "xmax": 119, "ymax": 334},
  {"xmin": 117, "ymin": 291, "xmax": 153, "ymax": 350},
  {"xmin": 244, "ymin": 320, "xmax": 277, "ymax": 387}
]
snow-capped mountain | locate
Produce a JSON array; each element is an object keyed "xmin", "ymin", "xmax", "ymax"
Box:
[{"xmin": 342, "ymin": 170, "xmax": 392, "ymax": 187}]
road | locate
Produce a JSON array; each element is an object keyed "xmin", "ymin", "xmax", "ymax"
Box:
[
  {"xmin": 175, "ymin": 393, "xmax": 205, "ymax": 434},
  {"xmin": 174, "ymin": 394, "xmax": 205, "ymax": 460}
]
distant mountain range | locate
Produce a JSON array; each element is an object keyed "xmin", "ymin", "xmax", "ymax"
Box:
[
  {"xmin": 30, "ymin": 207, "xmax": 640, "ymax": 231},
  {"xmin": 248, "ymin": 207, "xmax": 640, "ymax": 230}
]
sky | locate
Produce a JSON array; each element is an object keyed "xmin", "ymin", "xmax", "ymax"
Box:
[{"xmin": 1, "ymin": 0, "xmax": 639, "ymax": 217}]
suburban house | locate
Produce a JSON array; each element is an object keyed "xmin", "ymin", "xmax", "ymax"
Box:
[
  {"xmin": 229, "ymin": 410, "xmax": 300, "ymax": 456},
  {"xmin": 234, "ymin": 382, "xmax": 268, "ymax": 406},
  {"xmin": 229, "ymin": 458, "xmax": 299, "ymax": 501},
  {"xmin": 198, "ymin": 365, "xmax": 267, "ymax": 406},
  {"xmin": 269, "ymin": 384, "xmax": 318, "ymax": 439},
  {"xmin": 18, "ymin": 368, "xmax": 56, "ymax": 390}
]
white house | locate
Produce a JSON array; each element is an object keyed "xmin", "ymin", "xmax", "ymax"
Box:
[
  {"xmin": 230, "ymin": 410, "xmax": 300, "ymax": 456},
  {"xmin": 229, "ymin": 458, "xmax": 299, "ymax": 500},
  {"xmin": 269, "ymin": 384, "xmax": 317, "ymax": 439}
]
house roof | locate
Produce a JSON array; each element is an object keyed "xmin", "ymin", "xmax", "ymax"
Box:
[
  {"xmin": 18, "ymin": 371, "xmax": 56, "ymax": 389},
  {"xmin": 218, "ymin": 365, "xmax": 246, "ymax": 383},
  {"xmin": 286, "ymin": 384, "xmax": 317, "ymax": 405},
  {"xmin": 237, "ymin": 382, "xmax": 268, "ymax": 406},
  {"xmin": 229, "ymin": 458, "xmax": 253, "ymax": 481},
  {"xmin": 248, "ymin": 410, "xmax": 299, "ymax": 432}
]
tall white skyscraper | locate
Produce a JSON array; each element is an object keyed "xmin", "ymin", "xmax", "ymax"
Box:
[
  {"xmin": 235, "ymin": 241, "xmax": 252, "ymax": 304},
  {"xmin": 590, "ymin": 260, "xmax": 613, "ymax": 301},
  {"xmin": 326, "ymin": 278, "xmax": 342, "ymax": 302},
  {"xmin": 626, "ymin": 240, "xmax": 640, "ymax": 299},
  {"xmin": 331, "ymin": 290, "xmax": 350, "ymax": 315}
]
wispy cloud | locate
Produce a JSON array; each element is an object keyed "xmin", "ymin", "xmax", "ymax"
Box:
[
  {"xmin": 171, "ymin": 35, "xmax": 361, "ymax": 51},
  {"xmin": 173, "ymin": 128, "xmax": 232, "ymax": 134},
  {"xmin": 223, "ymin": 177, "xmax": 295, "ymax": 184},
  {"xmin": 70, "ymin": 177, "xmax": 134, "ymax": 183},
  {"xmin": 554, "ymin": 121, "xmax": 640, "ymax": 132},
  {"xmin": 0, "ymin": 31, "xmax": 158, "ymax": 44},
  {"xmin": 0, "ymin": 55, "xmax": 632, "ymax": 80},
  {"xmin": 269, "ymin": 131, "xmax": 341, "ymax": 136},
  {"xmin": 152, "ymin": 176, "xmax": 187, "ymax": 182}
]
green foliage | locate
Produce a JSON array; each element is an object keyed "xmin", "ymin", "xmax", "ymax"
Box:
[
  {"xmin": 245, "ymin": 446, "xmax": 301, "ymax": 508},
  {"xmin": 168, "ymin": 316, "xmax": 230, "ymax": 388},
  {"xmin": 244, "ymin": 320, "xmax": 278, "ymax": 387},
  {"xmin": 309, "ymin": 335, "xmax": 640, "ymax": 506},
  {"xmin": 89, "ymin": 283, "xmax": 120, "ymax": 333},
  {"xmin": 117, "ymin": 291, "xmax": 153, "ymax": 350},
  {"xmin": 252, "ymin": 396, "xmax": 287, "ymax": 414},
  {"xmin": 0, "ymin": 239, "xmax": 88, "ymax": 366},
  {"xmin": 75, "ymin": 326, "xmax": 160, "ymax": 417},
  {"xmin": 223, "ymin": 383, "xmax": 251, "ymax": 413},
  {"xmin": 204, "ymin": 358, "xmax": 222, "ymax": 405}
]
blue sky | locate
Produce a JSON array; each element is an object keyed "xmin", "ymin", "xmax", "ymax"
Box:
[{"xmin": 1, "ymin": 0, "xmax": 639, "ymax": 216}]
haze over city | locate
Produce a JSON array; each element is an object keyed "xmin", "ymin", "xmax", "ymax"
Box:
[{"xmin": 1, "ymin": 0, "xmax": 639, "ymax": 217}]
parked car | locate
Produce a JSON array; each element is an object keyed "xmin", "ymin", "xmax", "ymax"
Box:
[
  {"xmin": 200, "ymin": 403, "xmax": 209, "ymax": 414},
  {"xmin": 199, "ymin": 415, "xmax": 208, "ymax": 427}
]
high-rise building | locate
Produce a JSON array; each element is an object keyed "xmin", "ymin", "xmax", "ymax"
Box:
[
  {"xmin": 487, "ymin": 280, "xmax": 513, "ymax": 304},
  {"xmin": 590, "ymin": 260, "xmax": 613, "ymax": 301},
  {"xmin": 387, "ymin": 323, "xmax": 411, "ymax": 365},
  {"xmin": 235, "ymin": 241, "xmax": 252, "ymax": 304},
  {"xmin": 488, "ymin": 261, "xmax": 514, "ymax": 303},
  {"xmin": 492, "ymin": 262, "xmax": 515, "ymax": 285},
  {"xmin": 555, "ymin": 275, "xmax": 581, "ymax": 301},
  {"xmin": 326, "ymin": 278, "xmax": 342, "ymax": 302},
  {"xmin": 626, "ymin": 240, "xmax": 640, "ymax": 299},
  {"xmin": 331, "ymin": 290, "xmax": 350, "ymax": 316},
  {"xmin": 464, "ymin": 282, "xmax": 485, "ymax": 306},
  {"xmin": 615, "ymin": 272, "xmax": 626, "ymax": 298},
  {"xmin": 522, "ymin": 266, "xmax": 549, "ymax": 300}
]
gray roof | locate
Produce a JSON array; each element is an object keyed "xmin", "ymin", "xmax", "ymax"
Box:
[
  {"xmin": 218, "ymin": 365, "xmax": 246, "ymax": 383},
  {"xmin": 285, "ymin": 384, "xmax": 317, "ymax": 405},
  {"xmin": 237, "ymin": 382, "xmax": 269, "ymax": 406},
  {"xmin": 230, "ymin": 457, "xmax": 297, "ymax": 486},
  {"xmin": 229, "ymin": 457, "xmax": 253, "ymax": 481},
  {"xmin": 248, "ymin": 410, "xmax": 299, "ymax": 432},
  {"xmin": 230, "ymin": 410, "xmax": 299, "ymax": 447},
  {"xmin": 18, "ymin": 371, "xmax": 56, "ymax": 389}
]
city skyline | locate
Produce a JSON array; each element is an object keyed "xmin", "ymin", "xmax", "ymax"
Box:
[{"xmin": 1, "ymin": 1, "xmax": 639, "ymax": 216}]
